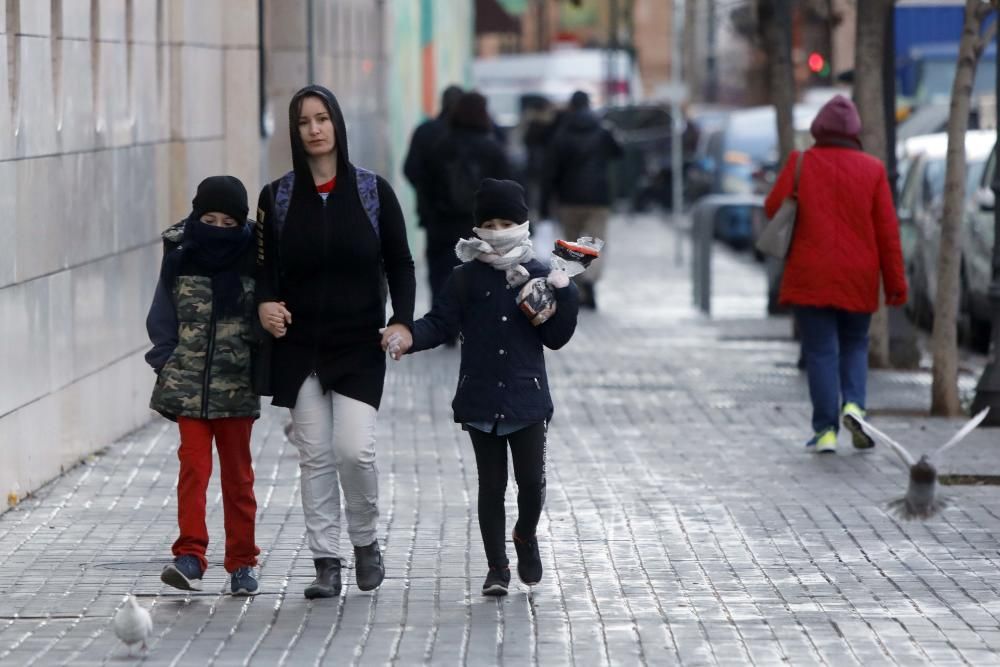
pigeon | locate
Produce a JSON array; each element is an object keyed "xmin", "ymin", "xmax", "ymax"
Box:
[
  {"xmin": 844, "ymin": 409, "xmax": 990, "ymax": 520},
  {"xmin": 113, "ymin": 594, "xmax": 152, "ymax": 655}
]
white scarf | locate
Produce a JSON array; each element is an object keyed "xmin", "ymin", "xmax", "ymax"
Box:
[{"xmin": 454, "ymin": 222, "xmax": 534, "ymax": 287}]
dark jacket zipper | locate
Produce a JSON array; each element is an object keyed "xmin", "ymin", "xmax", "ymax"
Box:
[
  {"xmin": 201, "ymin": 306, "xmax": 218, "ymax": 419},
  {"xmin": 312, "ymin": 193, "xmax": 328, "ymax": 373},
  {"xmin": 533, "ymin": 377, "xmax": 541, "ymax": 390},
  {"xmin": 459, "ymin": 374, "xmax": 468, "ymax": 389}
]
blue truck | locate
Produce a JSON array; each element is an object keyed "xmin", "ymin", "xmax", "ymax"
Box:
[{"xmin": 896, "ymin": 1, "xmax": 997, "ymax": 108}]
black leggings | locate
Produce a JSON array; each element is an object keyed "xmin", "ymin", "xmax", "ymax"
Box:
[{"xmin": 468, "ymin": 421, "xmax": 547, "ymax": 568}]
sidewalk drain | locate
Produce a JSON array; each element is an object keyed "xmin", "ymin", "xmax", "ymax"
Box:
[
  {"xmin": 939, "ymin": 475, "xmax": 1000, "ymax": 486},
  {"xmin": 89, "ymin": 559, "xmax": 223, "ymax": 571}
]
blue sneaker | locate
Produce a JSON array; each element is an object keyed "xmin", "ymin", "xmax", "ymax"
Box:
[
  {"xmin": 230, "ymin": 567, "xmax": 259, "ymax": 596},
  {"xmin": 161, "ymin": 555, "xmax": 204, "ymax": 591}
]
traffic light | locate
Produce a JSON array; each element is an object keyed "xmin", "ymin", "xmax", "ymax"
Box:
[{"xmin": 807, "ymin": 51, "xmax": 831, "ymax": 78}]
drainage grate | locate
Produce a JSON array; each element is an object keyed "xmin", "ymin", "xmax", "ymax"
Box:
[
  {"xmin": 939, "ymin": 475, "xmax": 1000, "ymax": 486},
  {"xmin": 89, "ymin": 559, "xmax": 223, "ymax": 572}
]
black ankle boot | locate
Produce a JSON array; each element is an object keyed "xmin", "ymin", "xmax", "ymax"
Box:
[
  {"xmin": 354, "ymin": 540, "xmax": 385, "ymax": 591},
  {"xmin": 304, "ymin": 558, "xmax": 342, "ymax": 599}
]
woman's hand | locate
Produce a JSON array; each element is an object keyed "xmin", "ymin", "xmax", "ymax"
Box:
[
  {"xmin": 259, "ymin": 301, "xmax": 292, "ymax": 338},
  {"xmin": 379, "ymin": 324, "xmax": 413, "ymax": 360}
]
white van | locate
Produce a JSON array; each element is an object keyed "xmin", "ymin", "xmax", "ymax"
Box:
[{"xmin": 472, "ymin": 47, "xmax": 642, "ymax": 127}]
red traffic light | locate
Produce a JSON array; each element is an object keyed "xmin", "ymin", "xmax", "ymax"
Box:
[{"xmin": 807, "ymin": 52, "xmax": 826, "ymax": 74}]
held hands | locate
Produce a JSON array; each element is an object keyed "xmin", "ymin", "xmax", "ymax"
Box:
[
  {"xmin": 259, "ymin": 301, "xmax": 292, "ymax": 338},
  {"xmin": 379, "ymin": 324, "xmax": 413, "ymax": 361}
]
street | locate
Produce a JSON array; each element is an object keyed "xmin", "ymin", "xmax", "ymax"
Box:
[{"xmin": 0, "ymin": 214, "xmax": 997, "ymax": 666}]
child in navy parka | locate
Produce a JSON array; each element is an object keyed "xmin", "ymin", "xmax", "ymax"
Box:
[{"xmin": 399, "ymin": 179, "xmax": 579, "ymax": 596}]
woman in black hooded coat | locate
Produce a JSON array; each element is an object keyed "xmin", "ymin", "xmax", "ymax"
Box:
[{"xmin": 256, "ymin": 85, "xmax": 415, "ymax": 598}]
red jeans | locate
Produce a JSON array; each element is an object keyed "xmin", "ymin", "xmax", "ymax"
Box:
[{"xmin": 174, "ymin": 417, "xmax": 260, "ymax": 572}]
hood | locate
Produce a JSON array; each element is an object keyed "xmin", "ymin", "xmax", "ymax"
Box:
[
  {"xmin": 810, "ymin": 94, "xmax": 862, "ymax": 147},
  {"xmin": 565, "ymin": 108, "xmax": 601, "ymax": 132},
  {"xmin": 287, "ymin": 85, "xmax": 353, "ymax": 182}
]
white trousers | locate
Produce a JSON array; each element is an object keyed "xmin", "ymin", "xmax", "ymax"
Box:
[{"xmin": 290, "ymin": 374, "xmax": 379, "ymax": 559}]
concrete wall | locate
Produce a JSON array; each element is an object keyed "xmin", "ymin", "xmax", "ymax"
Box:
[
  {"xmin": 0, "ymin": 0, "xmax": 476, "ymax": 504},
  {"xmin": 0, "ymin": 0, "xmax": 259, "ymax": 503}
]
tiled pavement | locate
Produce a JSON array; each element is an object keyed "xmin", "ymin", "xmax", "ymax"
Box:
[{"xmin": 1, "ymin": 214, "xmax": 998, "ymax": 666}]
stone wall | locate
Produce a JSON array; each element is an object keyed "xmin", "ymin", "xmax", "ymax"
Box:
[
  {"xmin": 0, "ymin": 0, "xmax": 476, "ymax": 504},
  {"xmin": 0, "ymin": 0, "xmax": 260, "ymax": 502}
]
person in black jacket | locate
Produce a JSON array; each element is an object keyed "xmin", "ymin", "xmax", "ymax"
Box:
[
  {"xmin": 145, "ymin": 175, "xmax": 261, "ymax": 597},
  {"xmin": 255, "ymin": 85, "xmax": 416, "ymax": 599},
  {"xmin": 386, "ymin": 179, "xmax": 579, "ymax": 596},
  {"xmin": 403, "ymin": 84, "xmax": 463, "ymax": 229},
  {"xmin": 421, "ymin": 92, "xmax": 511, "ymax": 311},
  {"xmin": 540, "ymin": 90, "xmax": 623, "ymax": 309}
]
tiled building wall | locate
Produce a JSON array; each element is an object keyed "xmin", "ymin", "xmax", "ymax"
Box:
[
  {"xmin": 0, "ymin": 0, "xmax": 475, "ymax": 503},
  {"xmin": 0, "ymin": 0, "xmax": 260, "ymax": 501}
]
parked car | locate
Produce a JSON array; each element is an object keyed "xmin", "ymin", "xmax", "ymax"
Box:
[
  {"xmin": 962, "ymin": 140, "xmax": 999, "ymax": 350},
  {"xmin": 896, "ymin": 130, "xmax": 995, "ymax": 333},
  {"xmin": 688, "ymin": 103, "xmax": 827, "ymax": 247},
  {"xmin": 599, "ymin": 104, "xmax": 674, "ymax": 210}
]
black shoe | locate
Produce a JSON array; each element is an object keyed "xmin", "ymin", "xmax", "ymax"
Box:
[
  {"xmin": 512, "ymin": 531, "xmax": 542, "ymax": 586},
  {"xmin": 354, "ymin": 540, "xmax": 385, "ymax": 591},
  {"xmin": 304, "ymin": 558, "xmax": 342, "ymax": 599},
  {"xmin": 482, "ymin": 566, "xmax": 510, "ymax": 596},
  {"xmin": 161, "ymin": 554, "xmax": 204, "ymax": 591}
]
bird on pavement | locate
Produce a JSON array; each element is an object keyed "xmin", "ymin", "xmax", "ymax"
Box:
[
  {"xmin": 843, "ymin": 409, "xmax": 990, "ymax": 520},
  {"xmin": 113, "ymin": 594, "xmax": 153, "ymax": 655}
]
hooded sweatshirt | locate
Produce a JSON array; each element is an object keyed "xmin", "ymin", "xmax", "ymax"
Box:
[
  {"xmin": 255, "ymin": 85, "xmax": 416, "ymax": 409},
  {"xmin": 764, "ymin": 95, "xmax": 907, "ymax": 312}
]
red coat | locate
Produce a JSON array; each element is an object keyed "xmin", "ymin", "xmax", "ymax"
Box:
[{"xmin": 764, "ymin": 146, "xmax": 907, "ymax": 313}]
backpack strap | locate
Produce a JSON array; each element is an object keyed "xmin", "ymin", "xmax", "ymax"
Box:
[
  {"xmin": 354, "ymin": 166, "xmax": 381, "ymax": 239},
  {"xmin": 273, "ymin": 170, "xmax": 295, "ymax": 235}
]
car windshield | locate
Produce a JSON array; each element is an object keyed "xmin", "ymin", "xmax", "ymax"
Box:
[
  {"xmin": 924, "ymin": 158, "xmax": 946, "ymax": 205},
  {"xmin": 922, "ymin": 156, "xmax": 988, "ymax": 206},
  {"xmin": 725, "ymin": 113, "xmax": 775, "ymax": 163},
  {"xmin": 917, "ymin": 58, "xmax": 997, "ymax": 105}
]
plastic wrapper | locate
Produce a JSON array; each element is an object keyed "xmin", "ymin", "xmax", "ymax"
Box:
[{"xmin": 517, "ymin": 237, "xmax": 603, "ymax": 326}]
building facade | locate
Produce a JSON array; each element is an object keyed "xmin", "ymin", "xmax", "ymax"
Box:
[{"xmin": 0, "ymin": 0, "xmax": 473, "ymax": 504}]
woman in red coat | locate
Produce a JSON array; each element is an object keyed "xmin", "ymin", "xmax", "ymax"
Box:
[{"xmin": 764, "ymin": 95, "xmax": 907, "ymax": 453}]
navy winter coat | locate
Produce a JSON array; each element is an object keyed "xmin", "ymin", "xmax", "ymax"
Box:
[{"xmin": 410, "ymin": 258, "xmax": 579, "ymax": 425}]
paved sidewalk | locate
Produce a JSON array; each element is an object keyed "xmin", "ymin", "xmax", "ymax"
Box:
[{"xmin": 1, "ymin": 214, "xmax": 998, "ymax": 666}]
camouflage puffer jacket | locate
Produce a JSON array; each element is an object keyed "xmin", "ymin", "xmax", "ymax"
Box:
[{"xmin": 147, "ymin": 221, "xmax": 260, "ymax": 420}]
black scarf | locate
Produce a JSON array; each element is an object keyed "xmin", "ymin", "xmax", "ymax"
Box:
[{"xmin": 163, "ymin": 215, "xmax": 252, "ymax": 318}]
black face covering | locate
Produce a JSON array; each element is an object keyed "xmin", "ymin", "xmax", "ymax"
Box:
[{"xmin": 163, "ymin": 215, "xmax": 252, "ymax": 318}]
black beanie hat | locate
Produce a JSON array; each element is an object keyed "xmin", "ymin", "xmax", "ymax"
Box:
[
  {"xmin": 192, "ymin": 175, "xmax": 249, "ymax": 223},
  {"xmin": 474, "ymin": 178, "xmax": 528, "ymax": 226}
]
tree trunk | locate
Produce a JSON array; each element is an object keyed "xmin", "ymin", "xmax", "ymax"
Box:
[
  {"xmin": 854, "ymin": 0, "xmax": 891, "ymax": 368},
  {"xmin": 931, "ymin": 1, "xmax": 995, "ymax": 416},
  {"xmin": 758, "ymin": 0, "xmax": 795, "ymax": 163}
]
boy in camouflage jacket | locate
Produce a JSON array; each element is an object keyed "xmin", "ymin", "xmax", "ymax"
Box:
[{"xmin": 145, "ymin": 176, "xmax": 261, "ymax": 596}]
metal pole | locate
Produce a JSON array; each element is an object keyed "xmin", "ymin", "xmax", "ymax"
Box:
[
  {"xmin": 971, "ymin": 21, "xmax": 1000, "ymax": 424},
  {"xmin": 882, "ymin": 0, "xmax": 919, "ymax": 369},
  {"xmin": 671, "ymin": 0, "xmax": 685, "ymax": 266},
  {"xmin": 706, "ymin": 0, "xmax": 717, "ymax": 102},
  {"xmin": 306, "ymin": 0, "xmax": 315, "ymax": 84}
]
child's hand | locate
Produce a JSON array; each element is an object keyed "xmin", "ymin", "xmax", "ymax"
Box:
[
  {"xmin": 259, "ymin": 301, "xmax": 292, "ymax": 338},
  {"xmin": 379, "ymin": 324, "xmax": 413, "ymax": 360},
  {"xmin": 547, "ymin": 269, "xmax": 570, "ymax": 289}
]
